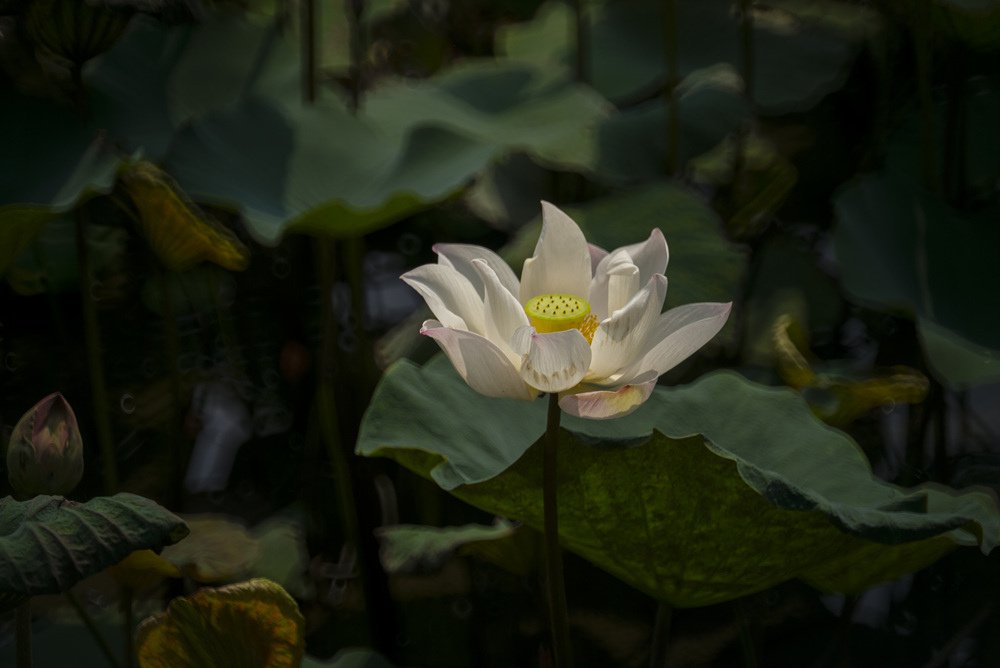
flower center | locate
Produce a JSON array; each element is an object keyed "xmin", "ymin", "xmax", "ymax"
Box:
[{"xmin": 524, "ymin": 293, "xmax": 594, "ymax": 337}]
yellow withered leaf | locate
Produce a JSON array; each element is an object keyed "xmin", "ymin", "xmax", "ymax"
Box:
[
  {"xmin": 120, "ymin": 161, "xmax": 250, "ymax": 272},
  {"xmin": 109, "ymin": 549, "xmax": 182, "ymax": 592},
  {"xmin": 773, "ymin": 314, "xmax": 929, "ymax": 426},
  {"xmin": 135, "ymin": 578, "xmax": 304, "ymax": 668}
]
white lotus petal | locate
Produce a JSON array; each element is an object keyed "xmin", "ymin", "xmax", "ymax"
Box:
[
  {"xmin": 615, "ymin": 302, "xmax": 732, "ymax": 385},
  {"xmin": 513, "ymin": 326, "xmax": 592, "ymax": 393},
  {"xmin": 588, "ymin": 274, "xmax": 668, "ymax": 381},
  {"xmin": 402, "ymin": 264, "xmax": 485, "ymax": 334},
  {"xmin": 559, "ymin": 380, "xmax": 657, "ymax": 419},
  {"xmin": 588, "ymin": 249, "xmax": 633, "ymax": 319},
  {"xmin": 519, "ymin": 202, "xmax": 592, "ymax": 303},
  {"xmin": 434, "ymin": 243, "xmax": 520, "ymax": 298},
  {"xmin": 617, "ymin": 227, "xmax": 669, "ymax": 284},
  {"xmin": 607, "ymin": 262, "xmax": 641, "ymax": 314},
  {"xmin": 421, "ymin": 320, "xmax": 537, "ymax": 400},
  {"xmin": 588, "ymin": 243, "xmax": 608, "ymax": 274},
  {"xmin": 472, "ymin": 259, "xmax": 529, "ymax": 360}
]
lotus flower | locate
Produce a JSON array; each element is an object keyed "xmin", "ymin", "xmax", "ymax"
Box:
[
  {"xmin": 402, "ymin": 202, "xmax": 732, "ymax": 419},
  {"xmin": 6, "ymin": 392, "xmax": 84, "ymax": 496}
]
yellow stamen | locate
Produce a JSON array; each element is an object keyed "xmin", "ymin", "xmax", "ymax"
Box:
[
  {"xmin": 577, "ymin": 314, "xmax": 599, "ymax": 344},
  {"xmin": 525, "ymin": 293, "xmax": 592, "ymax": 335}
]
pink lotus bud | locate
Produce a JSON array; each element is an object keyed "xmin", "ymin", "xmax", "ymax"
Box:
[{"xmin": 6, "ymin": 393, "xmax": 84, "ymax": 497}]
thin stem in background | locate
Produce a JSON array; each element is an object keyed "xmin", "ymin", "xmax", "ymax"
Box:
[
  {"xmin": 16, "ymin": 599, "xmax": 30, "ymax": 668},
  {"xmin": 730, "ymin": 0, "xmax": 755, "ymax": 190},
  {"xmin": 648, "ymin": 601, "xmax": 673, "ymax": 668},
  {"xmin": 914, "ymin": 0, "xmax": 938, "ymax": 193},
  {"xmin": 156, "ymin": 266, "xmax": 184, "ymax": 509},
  {"xmin": 65, "ymin": 590, "xmax": 122, "ymax": 668},
  {"xmin": 662, "ymin": 0, "xmax": 678, "ymax": 176},
  {"xmin": 122, "ymin": 587, "xmax": 135, "ymax": 668},
  {"xmin": 543, "ymin": 392, "xmax": 572, "ymax": 668},
  {"xmin": 75, "ymin": 206, "xmax": 119, "ymax": 493},
  {"xmin": 301, "ymin": 0, "xmax": 317, "ymax": 104},
  {"xmin": 737, "ymin": 600, "xmax": 758, "ymax": 668},
  {"xmin": 347, "ymin": 0, "xmax": 366, "ymax": 113},
  {"xmin": 570, "ymin": 0, "xmax": 589, "ymax": 84}
]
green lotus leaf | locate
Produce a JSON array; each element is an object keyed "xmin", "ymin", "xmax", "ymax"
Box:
[
  {"xmin": 833, "ymin": 174, "xmax": 1000, "ymax": 387},
  {"xmin": 497, "ymin": 0, "xmax": 873, "ymax": 113},
  {"xmin": 0, "ymin": 494, "xmax": 188, "ymax": 599},
  {"xmin": 0, "ymin": 93, "xmax": 122, "ymax": 277},
  {"xmin": 135, "ymin": 578, "xmax": 303, "ymax": 668},
  {"xmin": 302, "ymin": 649, "xmax": 397, "ymax": 668},
  {"xmin": 356, "ymin": 356, "xmax": 1000, "ymax": 605}
]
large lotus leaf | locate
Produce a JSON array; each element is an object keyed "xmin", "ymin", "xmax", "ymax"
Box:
[
  {"xmin": 362, "ymin": 61, "xmax": 611, "ymax": 171},
  {"xmin": 0, "ymin": 494, "xmax": 188, "ymax": 597},
  {"xmin": 162, "ymin": 97, "xmax": 496, "ymax": 244},
  {"xmin": 356, "ymin": 356, "xmax": 1000, "ymax": 605},
  {"xmin": 502, "ymin": 183, "xmax": 746, "ymax": 342},
  {"xmin": 497, "ymin": 0, "xmax": 872, "ymax": 113},
  {"xmin": 594, "ymin": 66, "xmax": 752, "ymax": 182},
  {"xmin": 86, "ymin": 15, "xmax": 299, "ymax": 158},
  {"xmin": 833, "ymin": 174, "xmax": 1000, "ymax": 387},
  {"xmin": 135, "ymin": 578, "xmax": 304, "ymax": 668},
  {"xmin": 0, "ymin": 93, "xmax": 123, "ymax": 276}
]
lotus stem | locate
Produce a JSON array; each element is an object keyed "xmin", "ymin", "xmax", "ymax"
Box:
[
  {"xmin": 914, "ymin": 0, "xmax": 937, "ymax": 193},
  {"xmin": 543, "ymin": 392, "xmax": 572, "ymax": 668},
  {"xmin": 123, "ymin": 586, "xmax": 135, "ymax": 668},
  {"xmin": 66, "ymin": 590, "xmax": 123, "ymax": 668},
  {"xmin": 662, "ymin": 0, "xmax": 678, "ymax": 175},
  {"xmin": 75, "ymin": 206, "xmax": 119, "ymax": 493},
  {"xmin": 737, "ymin": 600, "xmax": 758, "ymax": 668},
  {"xmin": 301, "ymin": 0, "xmax": 317, "ymax": 104},
  {"xmin": 730, "ymin": 0, "xmax": 754, "ymax": 191},
  {"xmin": 16, "ymin": 599, "xmax": 30, "ymax": 668},
  {"xmin": 570, "ymin": 0, "xmax": 589, "ymax": 84},
  {"xmin": 649, "ymin": 600, "xmax": 673, "ymax": 668},
  {"xmin": 157, "ymin": 266, "xmax": 184, "ymax": 508},
  {"xmin": 347, "ymin": 0, "xmax": 366, "ymax": 112}
]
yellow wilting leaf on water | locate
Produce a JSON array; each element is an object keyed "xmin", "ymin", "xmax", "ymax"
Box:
[
  {"xmin": 773, "ymin": 314, "xmax": 929, "ymax": 426},
  {"xmin": 135, "ymin": 578, "xmax": 304, "ymax": 668},
  {"xmin": 120, "ymin": 161, "xmax": 250, "ymax": 272},
  {"xmin": 160, "ymin": 516, "xmax": 261, "ymax": 583}
]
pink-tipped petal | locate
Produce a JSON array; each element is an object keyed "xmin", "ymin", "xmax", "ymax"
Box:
[
  {"xmin": 559, "ymin": 381, "xmax": 657, "ymax": 420},
  {"xmin": 519, "ymin": 202, "xmax": 592, "ymax": 304},
  {"xmin": 616, "ymin": 302, "xmax": 733, "ymax": 385},
  {"xmin": 402, "ymin": 264, "xmax": 485, "ymax": 334},
  {"xmin": 421, "ymin": 321, "xmax": 537, "ymax": 400},
  {"xmin": 512, "ymin": 326, "xmax": 592, "ymax": 393},
  {"xmin": 433, "ymin": 243, "xmax": 520, "ymax": 298}
]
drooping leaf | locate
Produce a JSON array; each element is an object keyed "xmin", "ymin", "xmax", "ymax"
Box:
[
  {"xmin": 0, "ymin": 494, "xmax": 188, "ymax": 600},
  {"xmin": 356, "ymin": 356, "xmax": 1000, "ymax": 606},
  {"xmin": 120, "ymin": 161, "xmax": 250, "ymax": 271},
  {"xmin": 375, "ymin": 520, "xmax": 517, "ymax": 574},
  {"xmin": 135, "ymin": 578, "xmax": 304, "ymax": 668},
  {"xmin": 109, "ymin": 549, "xmax": 183, "ymax": 591},
  {"xmin": 773, "ymin": 314, "xmax": 930, "ymax": 426},
  {"xmin": 502, "ymin": 184, "xmax": 747, "ymax": 343},
  {"xmin": 160, "ymin": 515, "xmax": 260, "ymax": 583},
  {"xmin": 833, "ymin": 174, "xmax": 1000, "ymax": 387}
]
